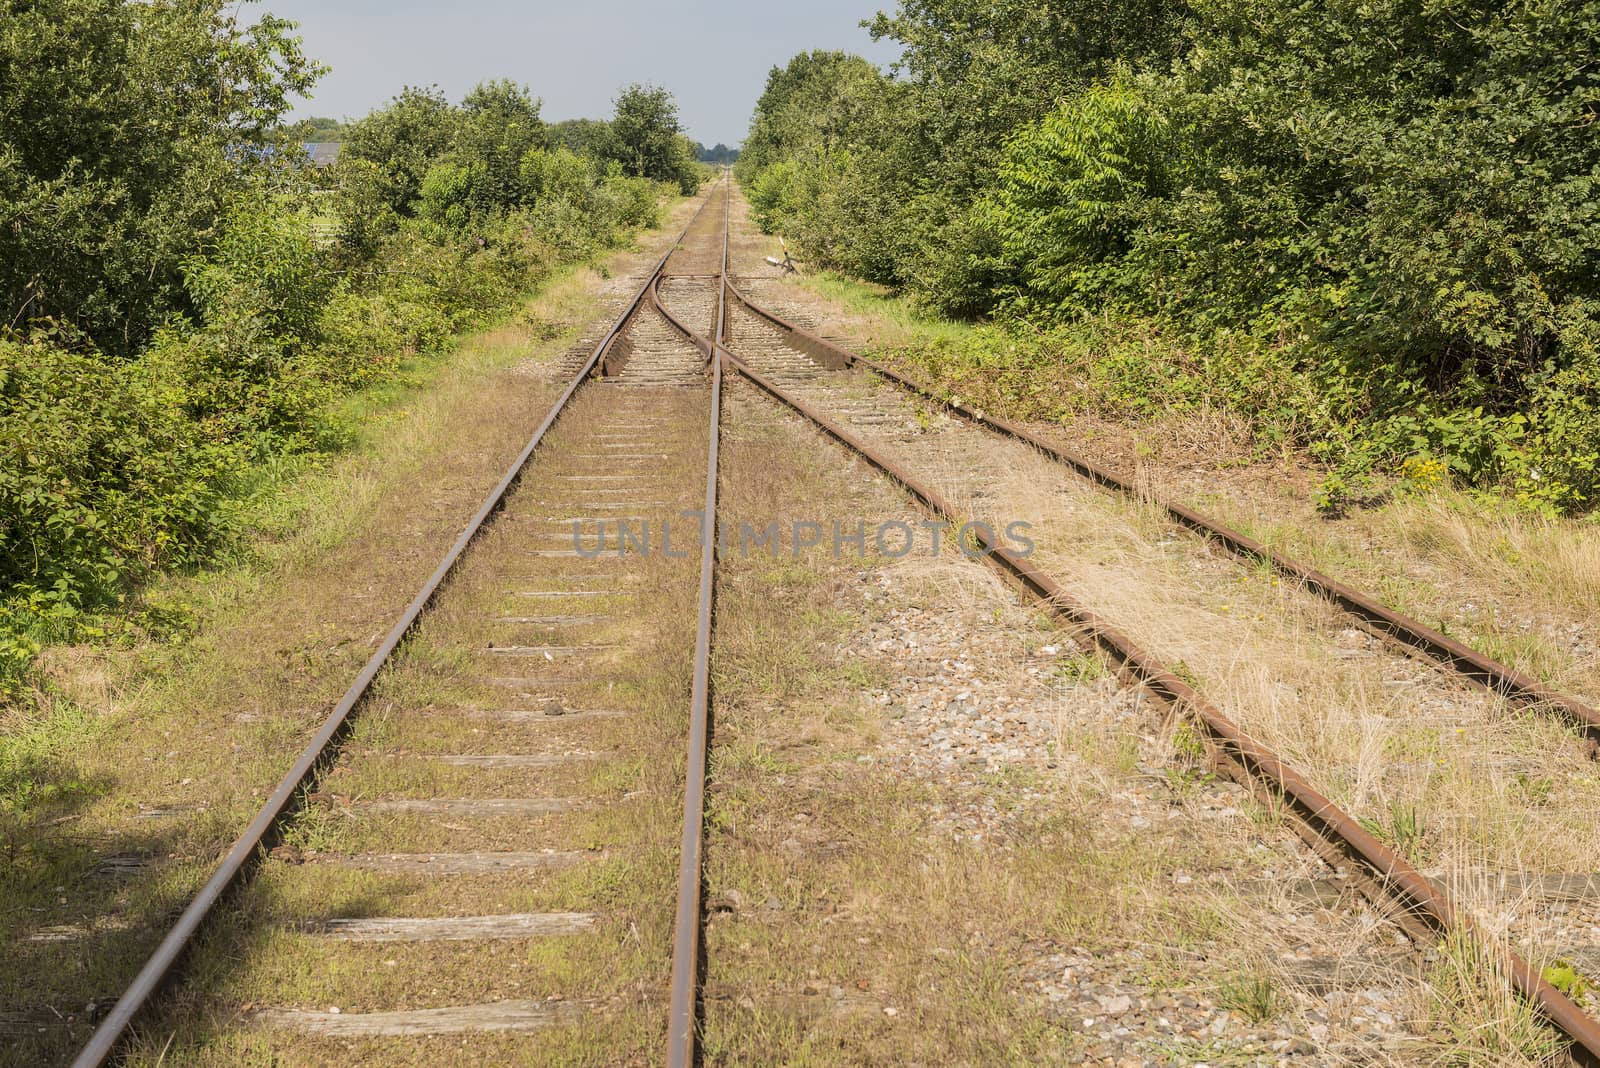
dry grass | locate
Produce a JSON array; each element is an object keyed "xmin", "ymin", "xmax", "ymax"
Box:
[
  {"xmin": 1202, "ymin": 489, "xmax": 1600, "ymax": 704},
  {"xmin": 699, "ymin": 379, "xmax": 1445, "ymax": 1064}
]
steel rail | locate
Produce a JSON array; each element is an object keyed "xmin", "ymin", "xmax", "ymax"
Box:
[
  {"xmin": 666, "ymin": 173, "xmax": 728, "ymax": 1068},
  {"xmin": 721, "ymin": 279, "xmax": 1600, "ymax": 737},
  {"xmin": 648, "ymin": 255, "xmax": 712, "ymax": 361},
  {"xmin": 709, "ymin": 341, "xmax": 1600, "ymax": 1067},
  {"xmin": 71, "ymin": 191, "xmax": 720, "ymax": 1068},
  {"xmin": 645, "ymin": 193, "xmax": 1600, "ymax": 1066}
]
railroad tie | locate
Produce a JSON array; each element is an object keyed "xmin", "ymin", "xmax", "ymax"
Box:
[
  {"xmin": 247, "ymin": 999, "xmax": 586, "ymax": 1038},
  {"xmin": 315, "ymin": 851, "xmax": 590, "ymax": 874},
  {"xmin": 301, "ymin": 912, "xmax": 597, "ymax": 942},
  {"xmin": 349, "ymin": 797, "xmax": 584, "ymax": 815}
]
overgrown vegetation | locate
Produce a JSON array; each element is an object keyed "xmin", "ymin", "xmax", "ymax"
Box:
[
  {"xmin": 0, "ymin": 2, "xmax": 700, "ymax": 695},
  {"xmin": 543, "ymin": 84, "xmax": 705, "ymax": 196},
  {"xmin": 739, "ymin": 3, "xmax": 1600, "ymax": 514}
]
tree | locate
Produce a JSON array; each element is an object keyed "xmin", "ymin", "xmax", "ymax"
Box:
[
  {"xmin": 458, "ymin": 81, "xmax": 544, "ymax": 164},
  {"xmin": 609, "ymin": 84, "xmax": 699, "ymax": 193},
  {"xmin": 696, "ymin": 143, "xmax": 740, "ymax": 164},
  {"xmin": 281, "ymin": 116, "xmax": 348, "ymax": 142},
  {"xmin": 342, "ymin": 86, "xmax": 459, "ymax": 217},
  {"xmin": 735, "ymin": 51, "xmax": 904, "ymax": 283},
  {"xmin": 550, "ymin": 118, "xmax": 615, "ymax": 159},
  {"xmin": 866, "ymin": 0, "xmax": 1184, "ymax": 194},
  {"xmin": 0, "ymin": 0, "xmax": 323, "ymax": 355},
  {"xmin": 454, "ymin": 80, "xmax": 546, "ymax": 215},
  {"xmin": 738, "ymin": 52, "xmax": 881, "ymax": 178}
]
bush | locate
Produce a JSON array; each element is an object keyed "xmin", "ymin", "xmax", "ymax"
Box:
[
  {"xmin": 521, "ymin": 148, "xmax": 596, "ymax": 209},
  {"xmin": 1, "ymin": 71, "xmax": 674, "ymax": 697},
  {"xmin": 417, "ymin": 161, "xmax": 476, "ymax": 229},
  {"xmin": 747, "ymin": 160, "xmax": 798, "ymax": 232},
  {"xmin": 741, "ymin": 3, "xmax": 1600, "ymax": 513},
  {"xmin": 0, "ymin": 336, "xmax": 243, "ymax": 692},
  {"xmin": 981, "ymin": 83, "xmax": 1171, "ymax": 318},
  {"xmin": 594, "ymin": 175, "xmax": 662, "ymax": 231}
]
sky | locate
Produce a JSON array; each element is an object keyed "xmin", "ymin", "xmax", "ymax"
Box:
[{"xmin": 263, "ymin": 0, "xmax": 905, "ymax": 147}]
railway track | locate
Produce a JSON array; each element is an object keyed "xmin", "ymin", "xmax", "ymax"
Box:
[
  {"xmin": 722, "ymin": 287, "xmax": 1600, "ymax": 737},
  {"xmin": 696, "ymin": 190, "xmax": 1600, "ymax": 1061},
  {"xmin": 69, "ymin": 181, "xmax": 729, "ymax": 1066},
  {"xmin": 58, "ymin": 174, "xmax": 1600, "ymax": 1065}
]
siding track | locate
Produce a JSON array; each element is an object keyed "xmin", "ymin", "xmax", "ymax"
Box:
[{"xmin": 692, "ymin": 182, "xmax": 1600, "ymax": 1066}]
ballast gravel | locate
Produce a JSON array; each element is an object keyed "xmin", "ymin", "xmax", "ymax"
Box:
[{"xmin": 840, "ymin": 565, "xmax": 1434, "ymax": 1065}]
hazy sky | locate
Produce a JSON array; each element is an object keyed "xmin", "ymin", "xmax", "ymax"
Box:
[{"xmin": 264, "ymin": 0, "xmax": 904, "ymax": 147}]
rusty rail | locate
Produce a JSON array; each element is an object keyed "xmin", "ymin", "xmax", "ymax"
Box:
[
  {"xmin": 636, "ymin": 185, "xmax": 1600, "ymax": 1064},
  {"xmin": 712, "ymin": 340, "xmax": 1600, "ymax": 1067},
  {"xmin": 722, "ymin": 279, "xmax": 1600, "ymax": 738},
  {"xmin": 71, "ymin": 190, "xmax": 720, "ymax": 1068},
  {"xmin": 666, "ymin": 173, "xmax": 728, "ymax": 1068}
]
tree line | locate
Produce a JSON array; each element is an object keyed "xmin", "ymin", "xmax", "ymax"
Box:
[
  {"xmin": 695, "ymin": 143, "xmax": 741, "ymax": 165},
  {"xmin": 739, "ymin": 1, "xmax": 1600, "ymax": 513},
  {"xmin": 0, "ymin": 0, "xmax": 704, "ymax": 692}
]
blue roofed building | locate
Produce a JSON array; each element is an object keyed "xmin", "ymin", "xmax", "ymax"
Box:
[{"xmin": 303, "ymin": 142, "xmax": 342, "ymax": 167}]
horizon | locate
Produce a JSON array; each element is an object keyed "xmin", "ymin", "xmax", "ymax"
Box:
[{"xmin": 265, "ymin": 0, "xmax": 905, "ymax": 147}]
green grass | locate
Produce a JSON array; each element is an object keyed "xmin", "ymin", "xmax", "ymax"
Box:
[{"xmin": 796, "ymin": 270, "xmax": 972, "ymax": 348}]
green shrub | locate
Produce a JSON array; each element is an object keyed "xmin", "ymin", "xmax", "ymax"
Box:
[
  {"xmin": 417, "ymin": 161, "xmax": 476, "ymax": 229},
  {"xmin": 521, "ymin": 147, "xmax": 597, "ymax": 209},
  {"xmin": 0, "ymin": 336, "xmax": 244, "ymax": 692},
  {"xmin": 0, "ymin": 337, "xmax": 240, "ymax": 595},
  {"xmin": 184, "ymin": 198, "xmax": 337, "ymax": 345},
  {"xmin": 982, "ymin": 83, "xmax": 1172, "ymax": 319},
  {"xmin": 1, "ymin": 69, "xmax": 671, "ymax": 699},
  {"xmin": 594, "ymin": 175, "xmax": 662, "ymax": 231},
  {"xmin": 747, "ymin": 160, "xmax": 798, "ymax": 232},
  {"xmin": 740, "ymin": 3, "xmax": 1600, "ymax": 513}
]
